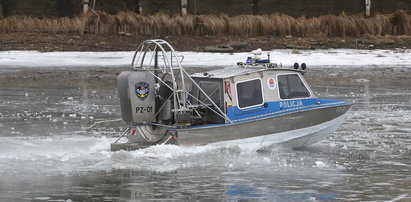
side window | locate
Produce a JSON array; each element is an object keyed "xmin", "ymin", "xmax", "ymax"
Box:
[
  {"xmin": 278, "ymin": 74, "xmax": 310, "ymax": 99},
  {"xmin": 236, "ymin": 79, "xmax": 263, "ymax": 108},
  {"xmin": 199, "ymin": 81, "xmax": 221, "ymax": 106}
]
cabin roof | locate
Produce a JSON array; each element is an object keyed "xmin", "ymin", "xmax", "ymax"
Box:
[{"xmin": 190, "ymin": 67, "xmax": 303, "ymax": 79}]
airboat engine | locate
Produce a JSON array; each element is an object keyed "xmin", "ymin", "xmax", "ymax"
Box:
[
  {"xmin": 117, "ymin": 70, "xmax": 170, "ymax": 144},
  {"xmin": 117, "ymin": 71, "xmax": 156, "ymax": 123}
]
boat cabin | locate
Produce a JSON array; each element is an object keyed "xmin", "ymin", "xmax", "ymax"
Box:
[{"xmin": 190, "ymin": 68, "xmax": 316, "ymax": 124}]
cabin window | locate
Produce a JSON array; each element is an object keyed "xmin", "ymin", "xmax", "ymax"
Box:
[
  {"xmin": 198, "ymin": 81, "xmax": 221, "ymax": 106},
  {"xmin": 278, "ymin": 74, "xmax": 311, "ymax": 99},
  {"xmin": 236, "ymin": 79, "xmax": 263, "ymax": 108}
]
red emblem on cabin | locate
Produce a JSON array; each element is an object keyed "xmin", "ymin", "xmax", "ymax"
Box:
[{"xmin": 268, "ymin": 78, "xmax": 276, "ymax": 89}]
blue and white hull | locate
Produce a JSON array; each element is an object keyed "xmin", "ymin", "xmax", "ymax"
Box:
[
  {"xmin": 209, "ymin": 107, "xmax": 349, "ymax": 149},
  {"xmin": 176, "ymin": 99, "xmax": 352, "ymax": 148}
]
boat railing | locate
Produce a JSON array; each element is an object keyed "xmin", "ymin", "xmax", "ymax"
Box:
[{"xmin": 237, "ymin": 61, "xmax": 280, "ymax": 69}]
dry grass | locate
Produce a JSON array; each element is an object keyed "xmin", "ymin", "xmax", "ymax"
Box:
[
  {"xmin": 0, "ymin": 15, "xmax": 85, "ymax": 34},
  {"xmin": 0, "ymin": 10, "xmax": 410, "ymax": 37}
]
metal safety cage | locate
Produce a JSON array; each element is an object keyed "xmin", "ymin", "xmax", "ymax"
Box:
[{"xmin": 130, "ymin": 39, "xmax": 231, "ymax": 126}]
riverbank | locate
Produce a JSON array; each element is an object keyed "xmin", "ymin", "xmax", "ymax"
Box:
[{"xmin": 1, "ymin": 32, "xmax": 411, "ymax": 52}]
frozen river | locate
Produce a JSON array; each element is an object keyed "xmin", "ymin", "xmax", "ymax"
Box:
[{"xmin": 0, "ymin": 53, "xmax": 410, "ymax": 201}]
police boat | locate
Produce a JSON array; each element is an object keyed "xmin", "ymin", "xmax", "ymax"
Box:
[{"xmin": 111, "ymin": 39, "xmax": 352, "ymax": 151}]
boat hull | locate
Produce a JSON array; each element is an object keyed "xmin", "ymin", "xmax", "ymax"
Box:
[
  {"xmin": 176, "ymin": 103, "xmax": 352, "ymax": 148},
  {"xmin": 111, "ymin": 103, "xmax": 352, "ymax": 151}
]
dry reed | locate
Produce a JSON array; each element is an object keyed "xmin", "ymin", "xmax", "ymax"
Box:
[{"xmin": 0, "ymin": 10, "xmax": 410, "ymax": 37}]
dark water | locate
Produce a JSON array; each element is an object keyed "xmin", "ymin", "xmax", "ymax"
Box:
[{"xmin": 0, "ymin": 66, "xmax": 410, "ymax": 201}]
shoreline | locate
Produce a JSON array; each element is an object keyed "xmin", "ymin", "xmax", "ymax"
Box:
[{"xmin": 1, "ymin": 32, "xmax": 411, "ymax": 53}]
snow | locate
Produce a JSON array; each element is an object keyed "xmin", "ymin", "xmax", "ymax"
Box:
[{"xmin": 0, "ymin": 49, "xmax": 410, "ymax": 69}]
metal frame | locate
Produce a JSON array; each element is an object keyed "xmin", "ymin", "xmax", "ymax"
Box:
[{"xmin": 131, "ymin": 39, "xmax": 232, "ymax": 125}]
